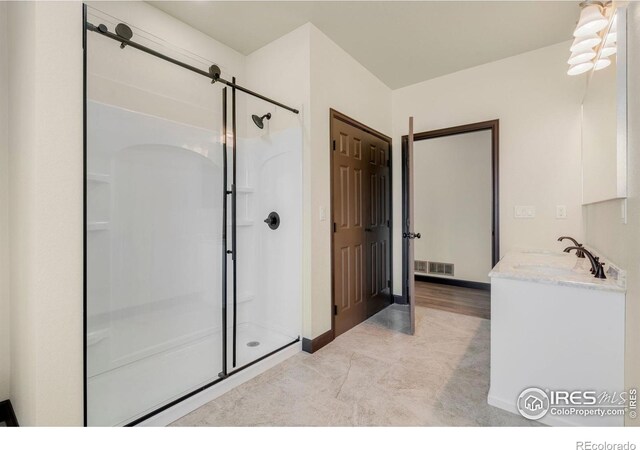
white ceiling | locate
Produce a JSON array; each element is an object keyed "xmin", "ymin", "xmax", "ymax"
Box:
[{"xmin": 150, "ymin": 1, "xmax": 579, "ymax": 89}]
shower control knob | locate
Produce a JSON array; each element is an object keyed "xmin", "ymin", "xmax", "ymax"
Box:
[{"xmin": 264, "ymin": 211, "xmax": 280, "ymax": 230}]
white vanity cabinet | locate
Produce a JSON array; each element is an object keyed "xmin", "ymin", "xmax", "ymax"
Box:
[{"xmin": 488, "ymin": 251, "xmax": 626, "ymax": 426}]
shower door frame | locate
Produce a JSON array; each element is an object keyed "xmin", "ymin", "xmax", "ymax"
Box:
[{"xmin": 82, "ymin": 4, "xmax": 300, "ymax": 427}]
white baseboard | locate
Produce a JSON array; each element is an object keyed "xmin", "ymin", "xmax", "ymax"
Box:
[{"xmin": 136, "ymin": 342, "xmax": 302, "ymax": 427}]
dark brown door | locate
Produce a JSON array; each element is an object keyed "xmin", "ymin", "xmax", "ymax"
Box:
[
  {"xmin": 364, "ymin": 133, "xmax": 391, "ymax": 317},
  {"xmin": 331, "ymin": 113, "xmax": 391, "ymax": 337}
]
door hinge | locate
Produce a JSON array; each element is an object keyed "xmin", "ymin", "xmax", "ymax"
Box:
[
  {"xmin": 334, "ymin": 304, "xmax": 338, "ymax": 316},
  {"xmin": 387, "ymin": 220, "xmax": 390, "ymax": 227},
  {"xmin": 333, "ymin": 222, "xmax": 337, "ymax": 232},
  {"xmin": 387, "ymin": 280, "xmax": 391, "ymax": 288},
  {"xmin": 332, "ymin": 140, "xmax": 336, "ymax": 151}
]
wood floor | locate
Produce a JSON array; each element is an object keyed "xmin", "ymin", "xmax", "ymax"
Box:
[{"xmin": 414, "ymin": 281, "xmax": 491, "ymax": 320}]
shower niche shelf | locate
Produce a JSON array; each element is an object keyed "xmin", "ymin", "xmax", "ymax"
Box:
[
  {"xmin": 237, "ymin": 292, "xmax": 256, "ymax": 304},
  {"xmin": 236, "ymin": 220, "xmax": 255, "ymax": 227},
  {"xmin": 88, "ymin": 221, "xmax": 110, "ymax": 231},
  {"xmin": 88, "ymin": 172, "xmax": 111, "ymax": 184}
]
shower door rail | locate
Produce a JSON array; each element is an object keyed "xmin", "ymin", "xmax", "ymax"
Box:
[{"xmin": 84, "ymin": 21, "xmax": 300, "ymax": 114}]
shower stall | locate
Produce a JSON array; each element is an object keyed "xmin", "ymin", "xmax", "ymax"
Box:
[{"xmin": 84, "ymin": 6, "xmax": 302, "ymax": 426}]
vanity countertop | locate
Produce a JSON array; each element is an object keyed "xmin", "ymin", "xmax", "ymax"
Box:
[{"xmin": 489, "ymin": 249, "xmax": 626, "ymax": 293}]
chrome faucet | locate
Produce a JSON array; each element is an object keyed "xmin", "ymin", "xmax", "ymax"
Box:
[
  {"xmin": 557, "ymin": 236, "xmax": 585, "ymax": 258},
  {"xmin": 563, "ymin": 246, "xmax": 606, "ymax": 279}
]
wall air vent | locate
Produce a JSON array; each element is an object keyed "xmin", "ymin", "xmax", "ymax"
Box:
[
  {"xmin": 428, "ymin": 261, "xmax": 454, "ymax": 276},
  {"xmin": 414, "ymin": 260, "xmax": 428, "ymax": 273}
]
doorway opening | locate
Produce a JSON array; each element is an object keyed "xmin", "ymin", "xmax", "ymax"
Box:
[
  {"xmin": 330, "ymin": 109, "xmax": 393, "ymax": 338},
  {"xmin": 402, "ymin": 120, "xmax": 499, "ymax": 319}
]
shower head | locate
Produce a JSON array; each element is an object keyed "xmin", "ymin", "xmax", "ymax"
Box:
[{"xmin": 252, "ymin": 113, "xmax": 271, "ymax": 129}]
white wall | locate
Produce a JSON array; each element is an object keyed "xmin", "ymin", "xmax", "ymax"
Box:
[
  {"xmin": 8, "ymin": 1, "xmax": 83, "ymax": 425},
  {"xmin": 0, "ymin": 1, "xmax": 10, "ymax": 402},
  {"xmin": 392, "ymin": 41, "xmax": 586, "ymax": 295},
  {"xmin": 413, "ymin": 131, "xmax": 493, "ymax": 283},
  {"xmin": 308, "ymin": 25, "xmax": 392, "ymax": 338},
  {"xmin": 584, "ymin": 2, "xmax": 640, "ymax": 426}
]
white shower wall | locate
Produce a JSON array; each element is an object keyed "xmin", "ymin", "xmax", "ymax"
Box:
[
  {"xmin": 86, "ymin": 100, "xmax": 225, "ymax": 426},
  {"xmin": 234, "ymin": 128, "xmax": 303, "ymax": 340}
]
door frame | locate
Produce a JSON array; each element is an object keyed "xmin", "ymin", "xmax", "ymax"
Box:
[
  {"xmin": 328, "ymin": 109, "xmax": 393, "ymax": 345},
  {"xmin": 401, "ymin": 119, "xmax": 499, "ymax": 303}
]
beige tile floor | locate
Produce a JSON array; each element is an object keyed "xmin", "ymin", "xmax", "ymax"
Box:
[{"xmin": 171, "ymin": 305, "xmax": 539, "ymax": 426}]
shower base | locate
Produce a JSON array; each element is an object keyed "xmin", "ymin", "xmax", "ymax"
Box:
[
  {"xmin": 229, "ymin": 322, "xmax": 296, "ymax": 369},
  {"xmin": 87, "ymin": 321, "xmax": 297, "ymax": 426}
]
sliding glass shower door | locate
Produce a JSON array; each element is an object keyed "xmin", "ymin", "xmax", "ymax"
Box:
[
  {"xmin": 85, "ymin": 7, "xmax": 225, "ymax": 426},
  {"xmin": 85, "ymin": 5, "xmax": 301, "ymax": 427}
]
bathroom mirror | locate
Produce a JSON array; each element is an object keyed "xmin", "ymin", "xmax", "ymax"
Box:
[{"xmin": 581, "ymin": 7, "xmax": 627, "ymax": 205}]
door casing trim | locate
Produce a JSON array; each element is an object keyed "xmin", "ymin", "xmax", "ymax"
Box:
[{"xmin": 401, "ymin": 119, "xmax": 499, "ymax": 303}]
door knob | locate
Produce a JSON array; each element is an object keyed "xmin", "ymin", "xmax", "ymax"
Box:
[{"xmin": 403, "ymin": 232, "xmax": 421, "ymax": 239}]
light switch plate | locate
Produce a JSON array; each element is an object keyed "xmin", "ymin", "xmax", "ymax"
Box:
[
  {"xmin": 319, "ymin": 206, "xmax": 326, "ymax": 221},
  {"xmin": 556, "ymin": 205, "xmax": 567, "ymax": 219}
]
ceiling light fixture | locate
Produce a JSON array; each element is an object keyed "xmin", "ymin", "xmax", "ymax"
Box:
[
  {"xmin": 594, "ymin": 57, "xmax": 611, "ymax": 71},
  {"xmin": 574, "ymin": 4, "xmax": 609, "ymax": 37},
  {"xmin": 568, "ymin": 50, "xmax": 597, "ymax": 65},
  {"xmin": 567, "ymin": 1, "xmax": 616, "ymax": 76},
  {"xmin": 568, "ymin": 61, "xmax": 595, "ymax": 76},
  {"xmin": 570, "ymin": 34, "xmax": 602, "ymax": 53},
  {"xmin": 600, "ymin": 41, "xmax": 617, "ymax": 57}
]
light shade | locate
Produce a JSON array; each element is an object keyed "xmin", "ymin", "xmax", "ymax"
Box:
[
  {"xmin": 594, "ymin": 57, "xmax": 611, "ymax": 71},
  {"xmin": 567, "ymin": 61, "xmax": 594, "ymax": 76},
  {"xmin": 574, "ymin": 5, "xmax": 609, "ymax": 37},
  {"xmin": 600, "ymin": 41, "xmax": 617, "ymax": 58},
  {"xmin": 570, "ymin": 34, "xmax": 602, "ymax": 53},
  {"xmin": 568, "ymin": 50, "xmax": 597, "ymax": 65}
]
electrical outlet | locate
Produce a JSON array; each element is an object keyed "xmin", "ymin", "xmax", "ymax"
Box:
[
  {"xmin": 556, "ymin": 205, "xmax": 567, "ymax": 219},
  {"xmin": 515, "ymin": 206, "xmax": 535, "ymax": 218}
]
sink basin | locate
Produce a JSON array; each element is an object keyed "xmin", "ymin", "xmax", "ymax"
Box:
[
  {"xmin": 513, "ymin": 264, "xmax": 575, "ymax": 276},
  {"xmin": 521, "ymin": 250, "xmax": 566, "ymax": 257}
]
